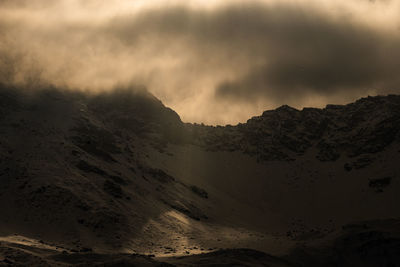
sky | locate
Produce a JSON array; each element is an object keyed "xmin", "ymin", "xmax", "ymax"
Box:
[{"xmin": 1, "ymin": 0, "xmax": 400, "ymax": 125}]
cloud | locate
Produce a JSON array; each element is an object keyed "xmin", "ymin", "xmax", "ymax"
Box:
[
  {"xmin": 214, "ymin": 12, "xmax": 400, "ymax": 103},
  {"xmin": 0, "ymin": 0, "xmax": 399, "ymax": 124}
]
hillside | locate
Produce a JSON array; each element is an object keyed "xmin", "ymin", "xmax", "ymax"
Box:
[
  {"xmin": 0, "ymin": 85, "xmax": 399, "ymax": 266},
  {"xmin": 189, "ymin": 95, "xmax": 400, "ymax": 162}
]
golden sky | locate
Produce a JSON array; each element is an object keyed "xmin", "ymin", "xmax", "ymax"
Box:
[{"xmin": 1, "ymin": 0, "xmax": 400, "ymax": 124}]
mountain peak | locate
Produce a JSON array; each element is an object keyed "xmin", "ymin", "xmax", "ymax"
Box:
[{"xmin": 276, "ymin": 104, "xmax": 298, "ymax": 111}]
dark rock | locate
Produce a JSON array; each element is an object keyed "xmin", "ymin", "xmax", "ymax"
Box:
[
  {"xmin": 190, "ymin": 185, "xmax": 208, "ymax": 199},
  {"xmin": 76, "ymin": 160, "xmax": 107, "ymax": 176},
  {"xmin": 147, "ymin": 168, "xmax": 175, "ymax": 183},
  {"xmin": 369, "ymin": 177, "xmax": 392, "ymax": 192},
  {"xmin": 103, "ymin": 181, "xmax": 123, "ymax": 198},
  {"xmin": 71, "ymin": 123, "xmax": 120, "ymax": 162}
]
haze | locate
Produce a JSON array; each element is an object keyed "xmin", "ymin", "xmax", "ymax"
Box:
[{"xmin": 1, "ymin": 0, "xmax": 400, "ymax": 124}]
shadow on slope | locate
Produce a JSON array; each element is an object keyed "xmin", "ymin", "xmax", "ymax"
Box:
[
  {"xmin": 0, "ymin": 84, "xmax": 399, "ymax": 264},
  {"xmin": 0, "ymin": 84, "xmax": 207, "ymax": 253}
]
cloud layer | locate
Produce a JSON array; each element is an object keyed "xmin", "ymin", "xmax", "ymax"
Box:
[{"xmin": 1, "ymin": 0, "xmax": 399, "ymax": 124}]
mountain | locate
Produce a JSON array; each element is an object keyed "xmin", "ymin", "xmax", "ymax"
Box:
[
  {"xmin": 189, "ymin": 95, "xmax": 400, "ymax": 161},
  {"xmin": 0, "ymin": 84, "xmax": 399, "ymax": 266}
]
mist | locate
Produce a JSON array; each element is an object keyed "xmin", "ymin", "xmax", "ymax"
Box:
[{"xmin": 1, "ymin": 0, "xmax": 399, "ymax": 124}]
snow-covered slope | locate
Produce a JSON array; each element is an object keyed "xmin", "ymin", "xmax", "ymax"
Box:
[{"xmin": 0, "ymin": 85, "xmax": 399, "ymax": 265}]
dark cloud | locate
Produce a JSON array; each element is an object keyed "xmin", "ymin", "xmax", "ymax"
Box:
[
  {"xmin": 211, "ymin": 7, "xmax": 400, "ymax": 102},
  {"xmin": 103, "ymin": 3, "xmax": 400, "ymax": 104}
]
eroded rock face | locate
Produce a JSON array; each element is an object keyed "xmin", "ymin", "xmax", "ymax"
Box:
[{"xmin": 188, "ymin": 95, "xmax": 400, "ymax": 162}]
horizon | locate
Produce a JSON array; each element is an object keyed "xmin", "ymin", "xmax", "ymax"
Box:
[
  {"xmin": 1, "ymin": 83, "xmax": 397, "ymax": 126},
  {"xmin": 1, "ymin": 0, "xmax": 400, "ymax": 124}
]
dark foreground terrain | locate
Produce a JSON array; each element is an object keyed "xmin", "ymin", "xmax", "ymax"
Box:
[
  {"xmin": 0, "ymin": 85, "xmax": 399, "ymax": 266},
  {"xmin": 1, "ymin": 219, "xmax": 400, "ymax": 266}
]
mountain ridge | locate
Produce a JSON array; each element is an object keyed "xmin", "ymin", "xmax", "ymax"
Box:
[
  {"xmin": 0, "ymin": 85, "xmax": 399, "ymax": 266},
  {"xmin": 188, "ymin": 94, "xmax": 400, "ymax": 162}
]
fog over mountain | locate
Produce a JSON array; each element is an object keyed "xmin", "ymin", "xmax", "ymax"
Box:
[
  {"xmin": 1, "ymin": 0, "xmax": 400, "ymax": 124},
  {"xmin": 1, "ymin": 1, "xmax": 400, "ymax": 266}
]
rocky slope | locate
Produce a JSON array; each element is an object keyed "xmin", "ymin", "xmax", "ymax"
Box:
[
  {"xmin": 188, "ymin": 95, "xmax": 400, "ymax": 162},
  {"xmin": 0, "ymin": 84, "xmax": 399, "ymax": 266},
  {"xmin": 0, "ymin": 86, "xmax": 209, "ymax": 253}
]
